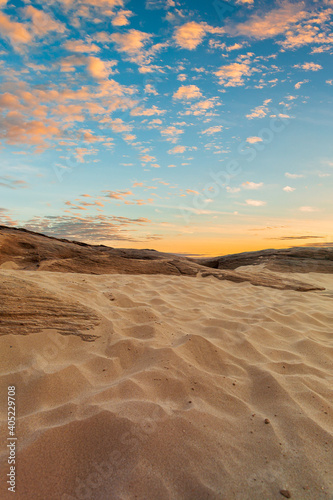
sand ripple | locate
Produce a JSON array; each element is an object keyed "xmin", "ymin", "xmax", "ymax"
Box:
[{"xmin": 0, "ymin": 270, "xmax": 332, "ymax": 499}]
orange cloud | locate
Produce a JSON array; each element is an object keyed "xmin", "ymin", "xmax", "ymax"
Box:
[
  {"xmin": 230, "ymin": 1, "xmax": 308, "ymax": 39},
  {"xmin": 0, "ymin": 111, "xmax": 61, "ymax": 147},
  {"xmin": 174, "ymin": 22, "xmax": 224, "ymax": 50},
  {"xmin": 168, "ymin": 145, "xmax": 186, "ymax": 154},
  {"xmin": 130, "ymin": 105, "xmax": 166, "ymax": 116},
  {"xmin": 173, "ymin": 85, "xmax": 202, "ymax": 100},
  {"xmin": 110, "ymin": 29, "xmax": 156, "ymax": 66},
  {"xmin": 64, "ymin": 40, "xmax": 101, "ymax": 53},
  {"xmin": 86, "ymin": 56, "xmax": 110, "ymax": 79},
  {"xmin": 23, "ymin": 6, "xmax": 66, "ymax": 37},
  {"xmin": 0, "ymin": 12, "xmax": 31, "ymax": 50},
  {"xmin": 294, "ymin": 62, "xmax": 322, "ymax": 71},
  {"xmin": 111, "ymin": 9, "xmax": 133, "ymax": 26},
  {"xmin": 201, "ymin": 125, "xmax": 222, "ymax": 135},
  {"xmin": 215, "ymin": 60, "xmax": 255, "ymax": 87},
  {"xmin": 246, "ymin": 136, "xmax": 263, "ymax": 143},
  {"xmin": 104, "ymin": 190, "xmax": 133, "ymax": 200}
]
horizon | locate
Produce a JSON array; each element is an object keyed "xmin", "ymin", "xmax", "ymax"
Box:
[
  {"xmin": 1, "ymin": 223, "xmax": 332, "ymax": 259},
  {"xmin": 0, "ymin": 0, "xmax": 332, "ymax": 256}
]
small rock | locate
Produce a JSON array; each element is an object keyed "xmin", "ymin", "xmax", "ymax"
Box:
[
  {"xmin": 264, "ymin": 418, "xmax": 270, "ymax": 424},
  {"xmin": 280, "ymin": 489, "xmax": 291, "ymax": 498}
]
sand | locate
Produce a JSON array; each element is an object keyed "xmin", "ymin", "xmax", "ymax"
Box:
[{"xmin": 0, "ymin": 268, "xmax": 332, "ymax": 500}]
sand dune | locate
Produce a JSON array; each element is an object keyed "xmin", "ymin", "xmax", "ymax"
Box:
[{"xmin": 0, "ymin": 267, "xmax": 332, "ymax": 499}]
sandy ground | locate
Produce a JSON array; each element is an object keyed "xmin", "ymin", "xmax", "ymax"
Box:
[{"xmin": 0, "ymin": 269, "xmax": 332, "ymax": 500}]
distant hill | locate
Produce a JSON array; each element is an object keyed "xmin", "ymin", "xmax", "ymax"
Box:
[{"xmin": 1, "ymin": 225, "xmax": 332, "ymax": 291}]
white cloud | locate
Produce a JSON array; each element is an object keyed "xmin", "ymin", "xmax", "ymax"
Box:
[
  {"xmin": 299, "ymin": 206, "xmax": 319, "ymax": 212},
  {"xmin": 246, "ymin": 199, "xmax": 266, "ymax": 206},
  {"xmin": 285, "ymin": 172, "xmax": 304, "ymax": 178},
  {"xmin": 242, "ymin": 181, "xmax": 263, "ymax": 189},
  {"xmin": 283, "ymin": 186, "xmax": 295, "ymax": 192}
]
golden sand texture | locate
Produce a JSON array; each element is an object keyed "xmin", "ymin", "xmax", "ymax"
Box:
[{"xmin": 0, "ymin": 269, "xmax": 332, "ymax": 500}]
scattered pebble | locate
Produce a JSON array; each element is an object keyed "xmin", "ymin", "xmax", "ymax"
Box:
[
  {"xmin": 264, "ymin": 418, "xmax": 270, "ymax": 424},
  {"xmin": 279, "ymin": 489, "xmax": 291, "ymax": 498}
]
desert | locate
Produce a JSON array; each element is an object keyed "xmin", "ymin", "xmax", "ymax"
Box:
[{"xmin": 0, "ymin": 226, "xmax": 332, "ymax": 499}]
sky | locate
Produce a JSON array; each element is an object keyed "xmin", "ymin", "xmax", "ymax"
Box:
[{"xmin": 0, "ymin": 0, "xmax": 332, "ymax": 256}]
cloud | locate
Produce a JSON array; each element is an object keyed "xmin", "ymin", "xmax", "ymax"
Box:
[
  {"xmin": 0, "ymin": 12, "xmax": 31, "ymax": 50},
  {"xmin": 246, "ymin": 99, "xmax": 271, "ymax": 119},
  {"xmin": 285, "ymin": 172, "xmax": 304, "ymax": 178},
  {"xmin": 111, "ymin": 29, "xmax": 151, "ymax": 54},
  {"xmin": 226, "ymin": 186, "xmax": 241, "ymax": 193},
  {"xmin": 295, "ymin": 80, "xmax": 308, "ymax": 89},
  {"xmin": 183, "ymin": 99, "xmax": 216, "ymax": 116},
  {"xmin": 64, "ymin": 40, "xmax": 101, "ymax": 53},
  {"xmin": 109, "ymin": 29, "xmax": 164, "ymax": 67},
  {"xmin": 144, "ymin": 84, "xmax": 158, "ymax": 95},
  {"xmin": 0, "ymin": 6, "xmax": 65, "ymax": 53},
  {"xmin": 173, "ymin": 85, "xmax": 202, "ymax": 100},
  {"xmin": 245, "ymin": 199, "xmax": 266, "ymax": 206},
  {"xmin": 0, "ymin": 176, "xmax": 29, "ymax": 189},
  {"xmin": 23, "ymin": 6, "xmax": 66, "ymax": 37},
  {"xmin": 168, "ymin": 145, "xmax": 186, "ymax": 154},
  {"xmin": 270, "ymin": 235, "xmax": 323, "ymax": 240},
  {"xmin": 279, "ymin": 8, "xmax": 333, "ymax": 50},
  {"xmin": 130, "ymin": 105, "xmax": 166, "ymax": 116},
  {"xmin": 299, "ymin": 206, "xmax": 319, "ymax": 212},
  {"xmin": 215, "ymin": 59, "xmax": 255, "ymax": 87},
  {"xmin": 201, "ymin": 125, "xmax": 223, "ymax": 135},
  {"xmin": 106, "ymin": 118, "xmax": 133, "ymax": 133},
  {"xmin": 103, "ymin": 190, "xmax": 133, "ymax": 200},
  {"xmin": 229, "ymin": 2, "xmax": 308, "ymax": 39},
  {"xmin": 173, "ymin": 21, "xmax": 224, "ymax": 50},
  {"xmin": 242, "ymin": 181, "xmax": 263, "ymax": 189},
  {"xmin": 86, "ymin": 56, "xmax": 110, "ymax": 79},
  {"xmin": 140, "ymin": 154, "xmax": 156, "ymax": 163},
  {"xmin": 18, "ymin": 214, "xmax": 157, "ymax": 243},
  {"xmin": 294, "ymin": 62, "xmax": 323, "ymax": 71},
  {"xmin": 161, "ymin": 126, "xmax": 183, "ymax": 137},
  {"xmin": 283, "ymin": 186, "xmax": 295, "ymax": 192},
  {"xmin": 111, "ymin": 9, "xmax": 133, "ymax": 26},
  {"xmin": 246, "ymin": 136, "xmax": 263, "ymax": 143},
  {"xmin": 0, "ymin": 112, "xmax": 61, "ymax": 148}
]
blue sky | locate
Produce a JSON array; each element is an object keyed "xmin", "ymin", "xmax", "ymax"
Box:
[{"xmin": 0, "ymin": 0, "xmax": 332, "ymax": 255}]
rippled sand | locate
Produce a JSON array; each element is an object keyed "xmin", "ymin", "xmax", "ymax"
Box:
[{"xmin": 0, "ymin": 269, "xmax": 332, "ymax": 499}]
